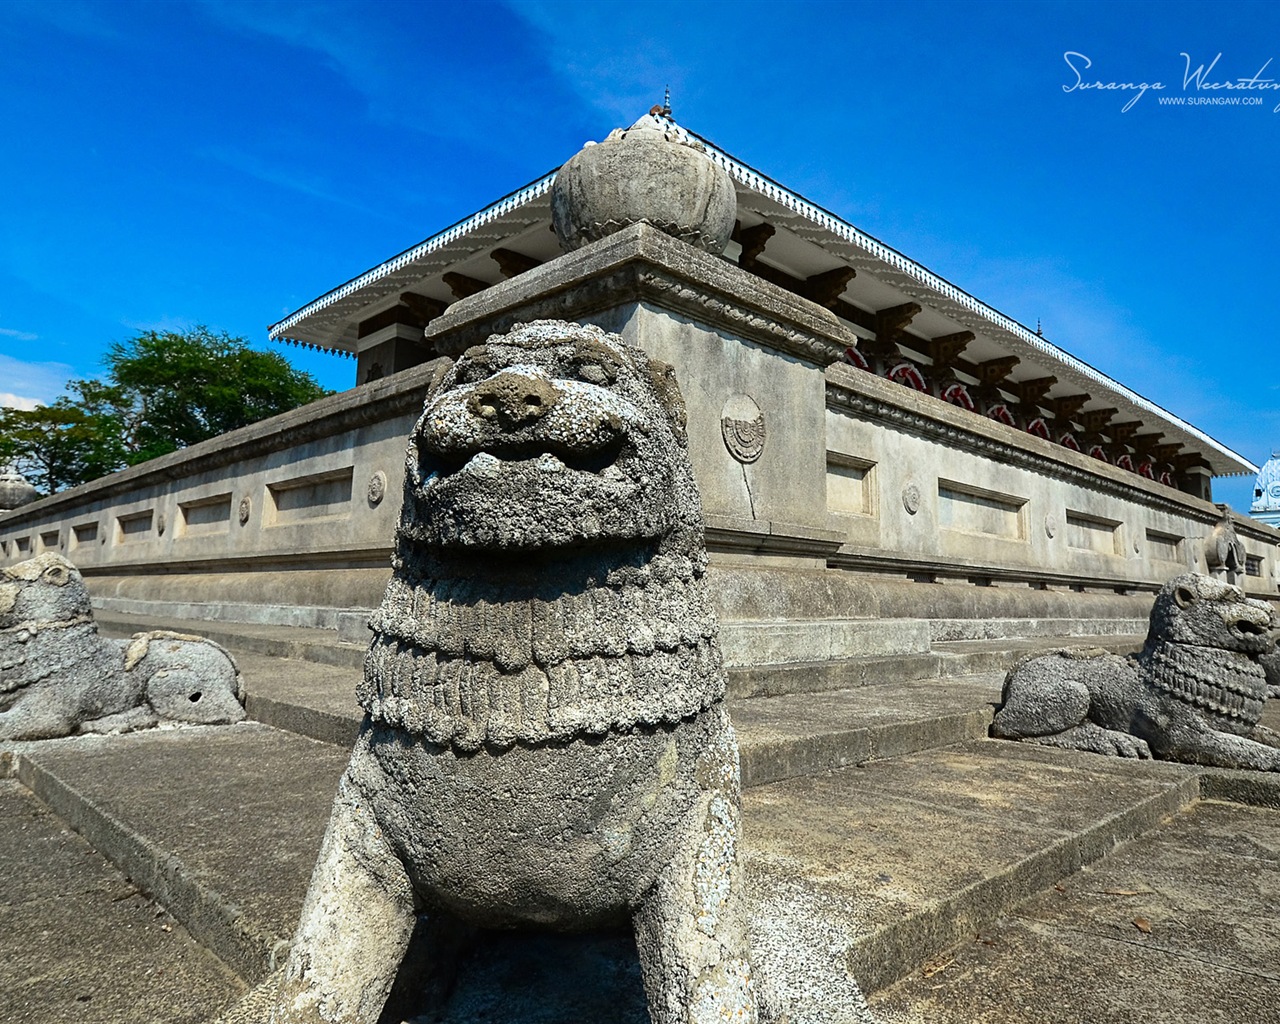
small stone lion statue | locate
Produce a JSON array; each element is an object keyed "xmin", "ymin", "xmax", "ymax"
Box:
[
  {"xmin": 267, "ymin": 321, "xmax": 757, "ymax": 1024},
  {"xmin": 0, "ymin": 552, "xmax": 245, "ymax": 740},
  {"xmin": 991, "ymin": 573, "xmax": 1280, "ymax": 769}
]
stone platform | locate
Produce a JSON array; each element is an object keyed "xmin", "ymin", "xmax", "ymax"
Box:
[{"xmin": 5, "ymin": 616, "xmax": 1280, "ymax": 1023}]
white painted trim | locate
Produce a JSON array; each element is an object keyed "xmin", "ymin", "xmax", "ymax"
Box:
[{"xmin": 267, "ymin": 173, "xmax": 557, "ymax": 339}]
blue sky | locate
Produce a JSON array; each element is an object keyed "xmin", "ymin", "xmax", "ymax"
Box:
[{"xmin": 1, "ymin": 0, "xmax": 1278, "ymax": 511}]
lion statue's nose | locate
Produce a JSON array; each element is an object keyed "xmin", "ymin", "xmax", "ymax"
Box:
[{"xmin": 466, "ymin": 370, "xmax": 560, "ymax": 428}]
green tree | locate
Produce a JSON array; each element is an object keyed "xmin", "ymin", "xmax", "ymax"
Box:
[
  {"xmin": 0, "ymin": 388, "xmax": 128, "ymax": 494},
  {"xmin": 103, "ymin": 326, "xmax": 330, "ymax": 463},
  {"xmin": 0, "ymin": 327, "xmax": 330, "ymax": 494}
]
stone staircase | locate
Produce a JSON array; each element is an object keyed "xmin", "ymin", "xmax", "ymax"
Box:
[{"xmin": 4, "ymin": 612, "xmax": 1280, "ymax": 1023}]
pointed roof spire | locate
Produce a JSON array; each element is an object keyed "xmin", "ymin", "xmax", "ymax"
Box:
[{"xmin": 649, "ymin": 87, "xmax": 673, "ymax": 121}]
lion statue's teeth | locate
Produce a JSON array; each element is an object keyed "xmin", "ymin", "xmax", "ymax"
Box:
[{"xmin": 461, "ymin": 451, "xmax": 502, "ymax": 478}]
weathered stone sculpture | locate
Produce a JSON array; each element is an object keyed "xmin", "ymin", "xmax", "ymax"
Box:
[
  {"xmin": 551, "ymin": 113, "xmax": 737, "ymax": 254},
  {"xmin": 0, "ymin": 467, "xmax": 39, "ymax": 512},
  {"xmin": 1261, "ymin": 647, "xmax": 1280, "ymax": 700},
  {"xmin": 266, "ymin": 321, "xmax": 756, "ymax": 1024},
  {"xmin": 0, "ymin": 553, "xmax": 245, "ymax": 740},
  {"xmin": 991, "ymin": 573, "xmax": 1280, "ymax": 769}
]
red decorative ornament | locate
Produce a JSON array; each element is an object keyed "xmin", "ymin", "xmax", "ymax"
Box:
[
  {"xmin": 887, "ymin": 362, "xmax": 927, "ymax": 392},
  {"xmin": 942, "ymin": 383, "xmax": 975, "ymax": 410},
  {"xmin": 987, "ymin": 404, "xmax": 1016, "ymax": 427},
  {"xmin": 842, "ymin": 346, "xmax": 870, "ymax": 370}
]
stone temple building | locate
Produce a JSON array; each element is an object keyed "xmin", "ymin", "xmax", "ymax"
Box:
[
  {"xmin": 1251, "ymin": 451, "xmax": 1280, "ymax": 529},
  {"xmin": 4, "ymin": 114, "xmax": 1280, "ymax": 1021},
  {"xmin": 1, "ymin": 114, "xmax": 1272, "ymax": 632}
]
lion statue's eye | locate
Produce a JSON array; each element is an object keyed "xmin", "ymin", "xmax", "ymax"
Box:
[
  {"xmin": 453, "ymin": 361, "xmax": 490, "ymax": 386},
  {"xmin": 575, "ymin": 361, "xmax": 615, "ymax": 385}
]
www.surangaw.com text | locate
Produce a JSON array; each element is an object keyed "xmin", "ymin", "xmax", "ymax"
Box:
[{"xmin": 1062, "ymin": 52, "xmax": 1280, "ymax": 112}]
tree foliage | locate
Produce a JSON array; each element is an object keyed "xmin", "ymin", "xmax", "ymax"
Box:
[{"xmin": 0, "ymin": 327, "xmax": 330, "ymax": 494}]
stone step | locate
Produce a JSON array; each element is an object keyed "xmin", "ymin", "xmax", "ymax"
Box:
[
  {"xmin": 96, "ymin": 612, "xmax": 1138, "ymax": 782},
  {"xmin": 869, "ymin": 796, "xmax": 1280, "ymax": 1023},
  {"xmin": 4, "ymin": 726, "xmax": 350, "ymax": 987},
  {"xmin": 94, "ymin": 610, "xmax": 1146, "ymax": 702},
  {"xmin": 0, "ymin": 777, "xmax": 245, "ymax": 1024},
  {"xmin": 732, "ymin": 675, "xmax": 1003, "ymax": 787},
  {"xmin": 726, "ymin": 632, "xmax": 1143, "ymax": 699},
  {"xmin": 183, "ymin": 646, "xmax": 1008, "ymax": 790},
  {"xmin": 10, "ymin": 723, "xmax": 1275, "ymax": 1023},
  {"xmin": 744, "ymin": 740, "xmax": 1206, "ymax": 1002}
]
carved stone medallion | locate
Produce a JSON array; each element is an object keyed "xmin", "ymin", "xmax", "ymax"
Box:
[
  {"xmin": 902, "ymin": 483, "xmax": 921, "ymax": 516},
  {"xmin": 367, "ymin": 471, "xmax": 387, "ymax": 507},
  {"xmin": 1044, "ymin": 513, "xmax": 1058, "ymax": 539},
  {"xmin": 238, "ymin": 496, "xmax": 251, "ymax": 526},
  {"xmin": 721, "ymin": 394, "xmax": 765, "ymax": 464}
]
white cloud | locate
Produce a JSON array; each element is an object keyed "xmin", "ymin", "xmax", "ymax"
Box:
[
  {"xmin": 0, "ymin": 327, "xmax": 38, "ymax": 341},
  {"xmin": 0, "ymin": 354, "xmax": 73, "ymax": 406},
  {"xmin": 0, "ymin": 392, "xmax": 43, "ymax": 411}
]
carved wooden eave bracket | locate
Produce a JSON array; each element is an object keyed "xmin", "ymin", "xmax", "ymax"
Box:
[
  {"xmin": 928, "ymin": 331, "xmax": 974, "ymax": 367},
  {"xmin": 731, "ymin": 221, "xmax": 775, "ymax": 271},
  {"xmin": 422, "ymin": 222, "xmax": 859, "ymax": 367},
  {"xmin": 442, "ymin": 272, "xmax": 490, "ymax": 300},
  {"xmin": 491, "ymin": 247, "xmax": 543, "ymax": 279},
  {"xmin": 824, "ymin": 364, "xmax": 1212, "ymax": 518}
]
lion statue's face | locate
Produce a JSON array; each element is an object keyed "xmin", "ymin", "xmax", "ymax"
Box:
[
  {"xmin": 1150, "ymin": 572, "xmax": 1274, "ymax": 655},
  {"xmin": 0, "ymin": 553, "xmax": 91, "ymax": 633},
  {"xmin": 403, "ymin": 321, "xmax": 692, "ymax": 551}
]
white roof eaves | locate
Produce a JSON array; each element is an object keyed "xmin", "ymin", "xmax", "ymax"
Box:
[
  {"xmin": 267, "ymin": 171, "xmax": 558, "ymax": 342},
  {"xmin": 678, "ymin": 125, "xmax": 1255, "ymax": 477},
  {"xmin": 267, "ymin": 122, "xmax": 1254, "ymax": 477}
]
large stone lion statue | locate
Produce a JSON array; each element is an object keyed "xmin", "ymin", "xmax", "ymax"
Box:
[
  {"xmin": 0, "ymin": 552, "xmax": 245, "ymax": 740},
  {"xmin": 267, "ymin": 321, "xmax": 757, "ymax": 1023},
  {"xmin": 991, "ymin": 573, "xmax": 1280, "ymax": 769}
]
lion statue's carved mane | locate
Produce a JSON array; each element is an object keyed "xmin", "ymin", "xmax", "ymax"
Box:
[{"xmin": 992, "ymin": 572, "xmax": 1280, "ymax": 769}]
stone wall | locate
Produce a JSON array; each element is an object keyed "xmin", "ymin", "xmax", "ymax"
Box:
[{"xmin": 2, "ymin": 224, "xmax": 1276, "ymax": 653}]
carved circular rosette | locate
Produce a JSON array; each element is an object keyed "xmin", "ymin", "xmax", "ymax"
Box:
[
  {"xmin": 1044, "ymin": 513, "xmax": 1058, "ymax": 539},
  {"xmin": 367, "ymin": 471, "xmax": 388, "ymax": 507},
  {"xmin": 238, "ymin": 496, "xmax": 251, "ymax": 526},
  {"xmin": 720, "ymin": 394, "xmax": 765, "ymax": 464},
  {"xmin": 902, "ymin": 483, "xmax": 921, "ymax": 516}
]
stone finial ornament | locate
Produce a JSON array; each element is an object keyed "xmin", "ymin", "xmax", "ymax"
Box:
[
  {"xmin": 0, "ymin": 468, "xmax": 39, "ymax": 512},
  {"xmin": 267, "ymin": 321, "xmax": 757, "ymax": 1024},
  {"xmin": 0, "ymin": 553, "xmax": 245, "ymax": 740},
  {"xmin": 991, "ymin": 572, "xmax": 1280, "ymax": 769},
  {"xmin": 551, "ymin": 114, "xmax": 737, "ymax": 255}
]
